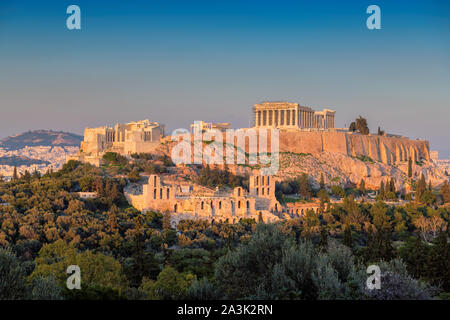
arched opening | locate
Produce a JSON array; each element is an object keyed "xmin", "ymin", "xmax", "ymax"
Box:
[
  {"xmin": 256, "ymin": 187, "xmax": 259, "ymax": 195},
  {"xmin": 238, "ymin": 201, "xmax": 241, "ymax": 209},
  {"xmin": 219, "ymin": 201, "xmax": 222, "ymax": 209},
  {"xmin": 262, "ymin": 176, "xmax": 265, "ymax": 185},
  {"xmin": 154, "ymin": 176, "xmax": 157, "ymax": 185},
  {"xmin": 153, "ymin": 189, "xmax": 156, "ymax": 199},
  {"xmin": 201, "ymin": 201, "xmax": 204, "ymax": 210},
  {"xmin": 238, "ymin": 188, "xmax": 241, "ymax": 197},
  {"xmin": 262, "ymin": 188, "xmax": 265, "ymax": 195},
  {"xmin": 167, "ymin": 189, "xmax": 170, "ymax": 199},
  {"xmin": 174, "ymin": 204, "xmax": 177, "ymax": 212},
  {"xmin": 160, "ymin": 188, "xmax": 163, "ymax": 199},
  {"xmin": 246, "ymin": 201, "xmax": 250, "ymax": 209}
]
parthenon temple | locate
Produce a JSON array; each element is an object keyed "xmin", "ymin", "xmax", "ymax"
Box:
[{"xmin": 253, "ymin": 102, "xmax": 335, "ymax": 130}]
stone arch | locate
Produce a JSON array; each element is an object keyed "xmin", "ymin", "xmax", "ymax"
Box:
[{"xmin": 174, "ymin": 204, "xmax": 177, "ymax": 212}]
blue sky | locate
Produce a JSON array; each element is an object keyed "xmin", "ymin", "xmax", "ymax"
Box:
[{"xmin": 1, "ymin": 0, "xmax": 449, "ymax": 157}]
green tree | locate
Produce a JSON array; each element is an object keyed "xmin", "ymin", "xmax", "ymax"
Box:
[
  {"xmin": 359, "ymin": 179, "xmax": 366, "ymax": 195},
  {"xmin": 186, "ymin": 278, "xmax": 219, "ymax": 300},
  {"xmin": 440, "ymin": 180, "xmax": 450, "ymax": 203},
  {"xmin": 12, "ymin": 166, "xmax": 18, "ymax": 180},
  {"xmin": 0, "ymin": 249, "xmax": 26, "ymax": 299},
  {"xmin": 408, "ymin": 158, "xmax": 413, "ymax": 178},
  {"xmin": 140, "ymin": 266, "xmax": 196, "ymax": 300},
  {"xmin": 355, "ymin": 116, "xmax": 369, "ymax": 135},
  {"xmin": 389, "ymin": 178, "xmax": 396, "ymax": 194},
  {"xmin": 319, "ymin": 173, "xmax": 325, "ymax": 190},
  {"xmin": 128, "ymin": 169, "xmax": 141, "ymax": 183},
  {"xmin": 427, "ymin": 229, "xmax": 450, "ymax": 291},
  {"xmin": 378, "ymin": 181, "xmax": 385, "ymax": 200},
  {"xmin": 29, "ymin": 276, "xmax": 63, "ymax": 300},
  {"xmin": 29, "ymin": 240, "xmax": 128, "ymax": 292},
  {"xmin": 398, "ymin": 236, "xmax": 429, "ymax": 279},
  {"xmin": 319, "ymin": 226, "xmax": 328, "ymax": 250},
  {"xmin": 215, "ymin": 224, "xmax": 292, "ymax": 299},
  {"xmin": 349, "ymin": 122, "xmax": 356, "ymax": 132},
  {"xmin": 415, "ymin": 174, "xmax": 427, "ymax": 201},
  {"xmin": 343, "ymin": 225, "xmax": 353, "ymax": 250},
  {"xmin": 297, "ymin": 174, "xmax": 312, "ymax": 199}
]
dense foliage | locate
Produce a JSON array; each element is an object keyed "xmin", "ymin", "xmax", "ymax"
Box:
[{"xmin": 0, "ymin": 159, "xmax": 449, "ymax": 300}]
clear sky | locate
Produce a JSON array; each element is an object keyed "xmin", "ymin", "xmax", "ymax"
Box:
[{"xmin": 1, "ymin": 0, "xmax": 449, "ymax": 157}]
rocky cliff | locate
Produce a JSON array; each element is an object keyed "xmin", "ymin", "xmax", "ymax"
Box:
[{"xmin": 277, "ymin": 130, "xmax": 429, "ymax": 164}]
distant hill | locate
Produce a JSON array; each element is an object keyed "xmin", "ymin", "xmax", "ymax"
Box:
[{"xmin": 0, "ymin": 130, "xmax": 83, "ymax": 150}]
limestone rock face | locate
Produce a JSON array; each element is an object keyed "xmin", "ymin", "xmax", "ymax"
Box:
[
  {"xmin": 277, "ymin": 131, "xmax": 429, "ymax": 164},
  {"xmin": 276, "ymin": 152, "xmax": 448, "ymax": 191}
]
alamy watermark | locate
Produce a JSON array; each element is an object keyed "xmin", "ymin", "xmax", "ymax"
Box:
[
  {"xmin": 366, "ymin": 5, "xmax": 381, "ymax": 30},
  {"xmin": 170, "ymin": 121, "xmax": 280, "ymax": 175},
  {"xmin": 66, "ymin": 265, "xmax": 81, "ymax": 290},
  {"xmin": 366, "ymin": 264, "xmax": 381, "ymax": 290},
  {"xmin": 66, "ymin": 5, "xmax": 81, "ymax": 30}
]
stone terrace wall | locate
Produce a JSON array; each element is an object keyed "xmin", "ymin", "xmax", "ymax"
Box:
[
  {"xmin": 271, "ymin": 130, "xmax": 429, "ymax": 164},
  {"xmin": 278, "ymin": 131, "xmax": 429, "ymax": 164},
  {"xmin": 167, "ymin": 129, "xmax": 429, "ymax": 165}
]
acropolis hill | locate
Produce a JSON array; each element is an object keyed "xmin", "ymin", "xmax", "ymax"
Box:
[
  {"xmin": 70, "ymin": 102, "xmax": 430, "ymax": 165},
  {"xmin": 68, "ymin": 101, "xmax": 446, "ymax": 196},
  {"xmin": 250, "ymin": 101, "xmax": 429, "ymax": 164}
]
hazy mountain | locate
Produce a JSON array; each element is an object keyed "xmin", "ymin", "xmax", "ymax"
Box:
[
  {"xmin": 0, "ymin": 130, "xmax": 82, "ymax": 151},
  {"xmin": 0, "ymin": 130, "xmax": 81, "ymax": 176}
]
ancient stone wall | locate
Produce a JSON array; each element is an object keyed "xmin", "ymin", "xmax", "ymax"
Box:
[
  {"xmin": 168, "ymin": 129, "xmax": 429, "ymax": 166},
  {"xmin": 272, "ymin": 131, "xmax": 428, "ymax": 164}
]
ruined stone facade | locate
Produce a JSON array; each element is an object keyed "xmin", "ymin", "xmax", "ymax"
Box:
[
  {"xmin": 253, "ymin": 102, "xmax": 335, "ymax": 130},
  {"xmin": 190, "ymin": 121, "xmax": 230, "ymax": 135},
  {"xmin": 125, "ymin": 174, "xmax": 284, "ymax": 223},
  {"xmin": 68, "ymin": 119, "xmax": 164, "ymax": 165}
]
